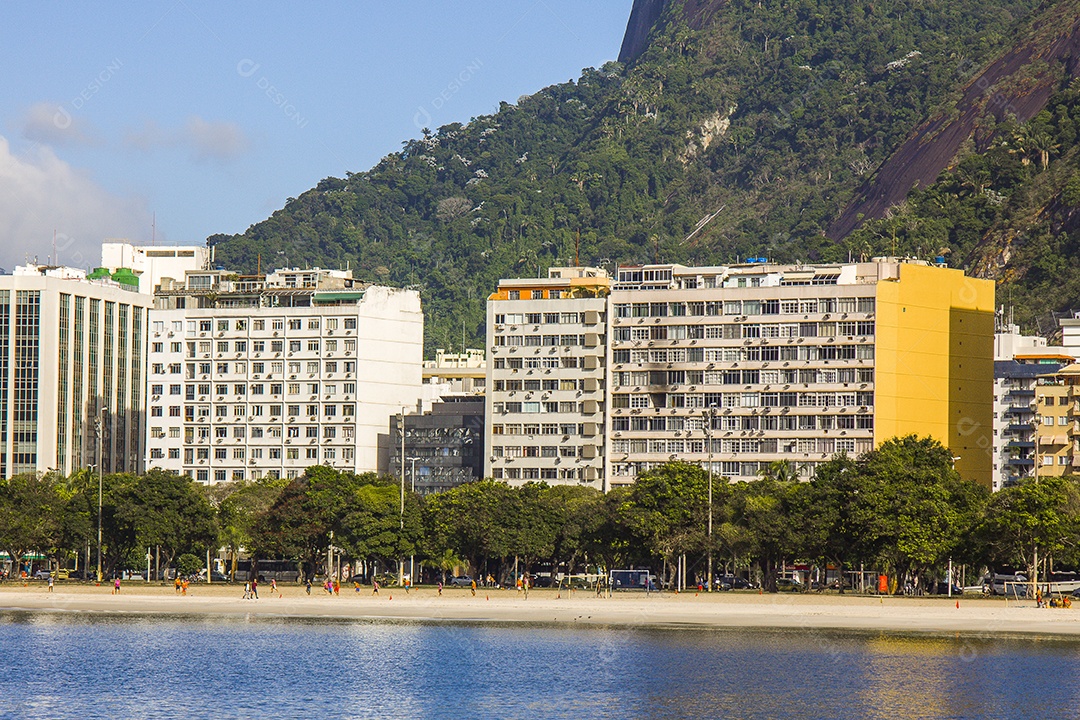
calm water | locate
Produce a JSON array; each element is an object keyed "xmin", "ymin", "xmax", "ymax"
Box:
[{"xmin": 1, "ymin": 612, "xmax": 1079, "ymax": 719}]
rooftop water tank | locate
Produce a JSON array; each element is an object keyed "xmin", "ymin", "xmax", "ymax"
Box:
[
  {"xmin": 111, "ymin": 268, "xmax": 140, "ymax": 288},
  {"xmin": 87, "ymin": 267, "xmax": 111, "ymax": 280}
]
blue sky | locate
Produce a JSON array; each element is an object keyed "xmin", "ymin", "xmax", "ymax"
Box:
[{"xmin": 0, "ymin": 2, "xmax": 632, "ymax": 270}]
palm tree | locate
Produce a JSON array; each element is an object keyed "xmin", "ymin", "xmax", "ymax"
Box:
[{"xmin": 760, "ymin": 460, "xmax": 797, "ymax": 483}]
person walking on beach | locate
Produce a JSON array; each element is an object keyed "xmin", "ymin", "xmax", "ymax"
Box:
[
  {"xmin": 113, "ymin": 577, "xmax": 121, "ymax": 595},
  {"xmin": 470, "ymin": 579, "xmax": 477, "ymax": 597},
  {"xmin": 333, "ymin": 579, "xmax": 340, "ymax": 596},
  {"xmin": 437, "ymin": 581, "xmax": 443, "ymax": 596},
  {"xmin": 522, "ymin": 574, "xmax": 529, "ymax": 600},
  {"xmin": 47, "ymin": 575, "xmax": 54, "ymax": 592},
  {"xmin": 270, "ymin": 578, "xmax": 278, "ymax": 596},
  {"xmin": 181, "ymin": 579, "xmax": 189, "ymax": 595},
  {"xmin": 243, "ymin": 581, "xmax": 251, "ymax": 599},
  {"xmin": 372, "ymin": 579, "xmax": 379, "ymax": 595},
  {"xmin": 305, "ymin": 579, "xmax": 312, "ymax": 595},
  {"xmin": 251, "ymin": 578, "xmax": 259, "ymax": 600}
]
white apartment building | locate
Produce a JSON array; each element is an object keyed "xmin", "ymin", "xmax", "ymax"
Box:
[
  {"xmin": 485, "ymin": 267, "xmax": 609, "ymax": 487},
  {"xmin": 146, "ymin": 267, "xmax": 423, "ymax": 483},
  {"xmin": 0, "ymin": 264, "xmax": 151, "ymax": 478},
  {"xmin": 1061, "ymin": 312, "xmax": 1080, "ymax": 359},
  {"xmin": 100, "ymin": 241, "xmax": 211, "ymax": 294},
  {"xmin": 604, "ymin": 259, "xmax": 995, "ymax": 487}
]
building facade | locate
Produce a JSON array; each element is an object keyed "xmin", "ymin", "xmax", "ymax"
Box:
[
  {"xmin": 1034, "ymin": 364, "xmax": 1080, "ymax": 477},
  {"xmin": 992, "ymin": 355, "xmax": 1071, "ymax": 490},
  {"xmin": 100, "ymin": 241, "xmax": 211, "ymax": 294},
  {"xmin": 388, "ymin": 398, "xmax": 484, "ymax": 494},
  {"xmin": 602, "ymin": 259, "xmax": 995, "ymax": 487},
  {"xmin": 485, "ymin": 267, "xmax": 610, "ymax": 488},
  {"xmin": 422, "ymin": 349, "xmax": 486, "ymax": 397},
  {"xmin": 145, "ymin": 267, "xmax": 423, "ymax": 483},
  {"xmin": 0, "ymin": 264, "xmax": 151, "ymax": 478}
]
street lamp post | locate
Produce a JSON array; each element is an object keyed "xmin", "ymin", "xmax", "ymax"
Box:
[
  {"xmin": 703, "ymin": 405, "xmax": 717, "ymax": 592},
  {"xmin": 398, "ymin": 409, "xmax": 406, "ymax": 587},
  {"xmin": 95, "ymin": 409, "xmax": 105, "ymax": 583}
]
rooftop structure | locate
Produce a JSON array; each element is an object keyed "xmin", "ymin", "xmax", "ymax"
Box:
[{"xmin": 100, "ymin": 241, "xmax": 211, "ymax": 294}]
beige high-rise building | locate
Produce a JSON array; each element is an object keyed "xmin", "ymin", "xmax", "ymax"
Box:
[
  {"xmin": 604, "ymin": 259, "xmax": 995, "ymax": 487},
  {"xmin": 485, "ymin": 267, "xmax": 609, "ymax": 488},
  {"xmin": 1034, "ymin": 364, "xmax": 1080, "ymax": 477}
]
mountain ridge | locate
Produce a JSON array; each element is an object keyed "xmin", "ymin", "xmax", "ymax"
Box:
[{"xmin": 211, "ymin": 0, "xmax": 1077, "ymax": 352}]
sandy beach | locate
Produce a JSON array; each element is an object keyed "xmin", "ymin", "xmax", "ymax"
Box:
[{"xmin": 2, "ymin": 582, "xmax": 1078, "ymax": 638}]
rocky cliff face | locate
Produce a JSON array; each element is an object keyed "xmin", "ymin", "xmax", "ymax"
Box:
[
  {"xmin": 618, "ymin": 0, "xmax": 670, "ymax": 63},
  {"xmin": 829, "ymin": 4, "xmax": 1080, "ymax": 239}
]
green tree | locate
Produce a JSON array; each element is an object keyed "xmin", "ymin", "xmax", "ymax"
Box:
[
  {"xmin": 623, "ymin": 462, "xmax": 710, "ymax": 586},
  {"xmin": 423, "ymin": 480, "xmax": 516, "ymax": 576},
  {"xmin": 0, "ymin": 473, "xmax": 63, "ymax": 574},
  {"xmin": 249, "ymin": 477, "xmax": 330, "ymax": 580},
  {"xmin": 212, "ymin": 477, "xmax": 288, "ymax": 579},
  {"xmin": 859, "ymin": 436, "xmax": 988, "ymax": 586},
  {"xmin": 111, "ymin": 470, "xmax": 218, "ymax": 576},
  {"xmin": 980, "ymin": 476, "xmax": 1080, "ymax": 582}
]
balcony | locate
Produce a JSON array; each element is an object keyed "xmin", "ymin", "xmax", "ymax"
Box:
[
  {"xmin": 1005, "ymin": 440, "xmax": 1035, "ymax": 450},
  {"xmin": 1007, "ymin": 457, "xmax": 1034, "ymax": 467}
]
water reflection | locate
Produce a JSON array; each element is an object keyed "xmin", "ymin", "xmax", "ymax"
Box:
[{"xmin": 1, "ymin": 614, "xmax": 1079, "ymax": 719}]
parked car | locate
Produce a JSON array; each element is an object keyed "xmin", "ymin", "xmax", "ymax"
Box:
[
  {"xmin": 448, "ymin": 575, "xmax": 474, "ymax": 587},
  {"xmin": 716, "ymin": 575, "xmax": 755, "ymax": 591},
  {"xmin": 197, "ymin": 571, "xmax": 230, "ymax": 582},
  {"xmin": 33, "ymin": 569, "xmax": 53, "ymax": 580},
  {"xmin": 930, "ymin": 581, "xmax": 964, "ymax": 596},
  {"xmin": 774, "ymin": 578, "xmax": 803, "ymax": 592}
]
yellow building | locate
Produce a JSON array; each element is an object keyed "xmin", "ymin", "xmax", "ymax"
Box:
[
  {"xmin": 873, "ymin": 262, "xmax": 996, "ymax": 486},
  {"xmin": 1035, "ymin": 364, "xmax": 1080, "ymax": 477}
]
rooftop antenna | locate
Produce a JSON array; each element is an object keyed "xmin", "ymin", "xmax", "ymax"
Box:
[
  {"xmin": 575, "ymin": 230, "xmax": 580, "ymax": 267},
  {"xmin": 52, "ymin": 229, "xmax": 56, "ymax": 265}
]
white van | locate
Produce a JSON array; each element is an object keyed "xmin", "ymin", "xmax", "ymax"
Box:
[{"xmin": 983, "ymin": 573, "xmax": 1028, "ymax": 597}]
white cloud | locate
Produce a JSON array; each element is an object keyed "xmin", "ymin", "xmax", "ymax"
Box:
[
  {"xmin": 185, "ymin": 116, "xmax": 248, "ymax": 162},
  {"xmin": 0, "ymin": 135, "xmax": 149, "ymax": 272},
  {"xmin": 19, "ymin": 101, "xmax": 100, "ymax": 147},
  {"xmin": 124, "ymin": 115, "xmax": 249, "ymax": 163}
]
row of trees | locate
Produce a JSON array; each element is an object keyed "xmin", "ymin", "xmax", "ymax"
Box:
[{"xmin": 3, "ymin": 436, "xmax": 1079, "ymax": 591}]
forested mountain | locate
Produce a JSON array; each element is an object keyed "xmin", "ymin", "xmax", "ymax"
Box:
[{"xmin": 211, "ymin": 0, "xmax": 1080, "ymax": 354}]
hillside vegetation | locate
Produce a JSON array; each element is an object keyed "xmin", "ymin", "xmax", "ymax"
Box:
[{"xmin": 211, "ymin": 0, "xmax": 1070, "ymax": 353}]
